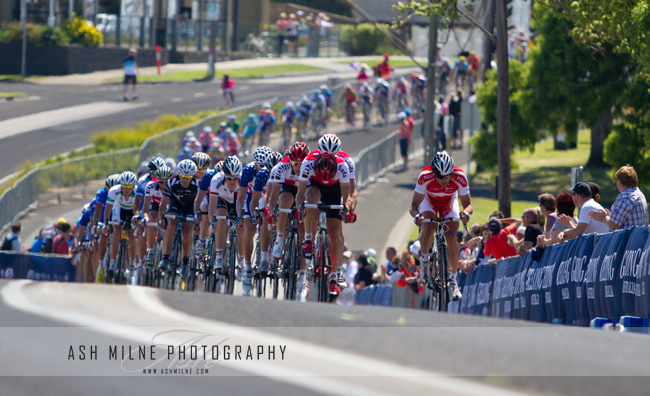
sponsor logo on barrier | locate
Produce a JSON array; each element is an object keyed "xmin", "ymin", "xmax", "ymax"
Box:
[
  {"xmin": 620, "ymin": 249, "xmax": 642, "ymax": 279},
  {"xmin": 599, "ymin": 253, "xmax": 617, "ymax": 282},
  {"xmin": 556, "ymin": 258, "xmax": 571, "ymax": 286},
  {"xmin": 584, "ymin": 255, "xmax": 600, "ymax": 300},
  {"xmin": 571, "ymin": 255, "xmax": 586, "ymax": 282},
  {"xmin": 476, "ymin": 281, "xmax": 493, "ymax": 306},
  {"xmin": 1, "ymin": 267, "xmax": 15, "ymax": 279}
]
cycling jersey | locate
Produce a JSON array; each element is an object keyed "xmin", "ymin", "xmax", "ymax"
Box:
[
  {"xmin": 455, "ymin": 60, "xmax": 468, "ymax": 73},
  {"xmin": 343, "ymin": 90, "xmax": 358, "ymax": 104},
  {"xmin": 240, "ymin": 163, "xmax": 269, "ymax": 195},
  {"xmin": 282, "ymin": 107, "xmax": 296, "ymax": 122},
  {"xmin": 94, "ymin": 187, "xmax": 109, "ymax": 223},
  {"xmin": 144, "ymin": 179, "xmax": 165, "ymax": 207},
  {"xmin": 269, "ymin": 156, "xmax": 299, "ymax": 187},
  {"xmin": 375, "ymin": 82, "xmax": 390, "ymax": 97},
  {"xmin": 209, "ymin": 171, "xmax": 238, "ymax": 203},
  {"xmin": 107, "ymin": 185, "xmax": 136, "ymax": 210},
  {"xmin": 310, "ymin": 93, "xmax": 327, "ymax": 110},
  {"xmin": 299, "ymin": 151, "xmax": 349, "ymax": 186},
  {"xmin": 321, "ymin": 89, "xmax": 332, "ymax": 107},
  {"xmin": 414, "ymin": 165, "xmax": 469, "ymax": 218},
  {"xmin": 164, "ymin": 176, "xmax": 199, "ymax": 208},
  {"xmin": 77, "ymin": 200, "xmax": 96, "ymax": 228},
  {"xmin": 396, "ymin": 81, "xmax": 408, "ymax": 95},
  {"xmin": 242, "ymin": 120, "xmax": 257, "ymax": 138},
  {"xmin": 308, "ymin": 149, "xmax": 356, "ymax": 180},
  {"xmin": 259, "ymin": 113, "xmax": 276, "ymax": 133}
]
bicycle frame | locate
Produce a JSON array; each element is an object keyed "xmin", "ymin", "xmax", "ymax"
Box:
[
  {"xmin": 276, "ymin": 206, "xmax": 300, "ymax": 300},
  {"xmin": 108, "ymin": 219, "xmax": 132, "ymax": 285},
  {"xmin": 161, "ymin": 214, "xmax": 194, "ymax": 290},
  {"xmin": 214, "ymin": 214, "xmax": 239, "ymax": 295}
]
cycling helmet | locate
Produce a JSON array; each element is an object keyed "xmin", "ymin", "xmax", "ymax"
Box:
[
  {"xmin": 157, "ymin": 166, "xmax": 172, "ymax": 181},
  {"xmin": 398, "ymin": 112, "xmax": 406, "ymax": 120},
  {"xmin": 203, "ymin": 125, "xmax": 213, "ymax": 134},
  {"xmin": 262, "ymin": 102, "xmax": 272, "ymax": 110},
  {"xmin": 265, "ymin": 151, "xmax": 283, "ymax": 169},
  {"xmin": 105, "ymin": 173, "xmax": 121, "ymax": 189},
  {"xmin": 286, "ymin": 101, "xmax": 294, "ymax": 109},
  {"xmin": 228, "ymin": 114, "xmax": 236, "ymax": 121},
  {"xmin": 404, "ymin": 108, "xmax": 411, "ymax": 116},
  {"xmin": 318, "ymin": 134, "xmax": 341, "ymax": 155},
  {"xmin": 376, "ymin": 78, "xmax": 384, "ymax": 85},
  {"xmin": 219, "ymin": 121, "xmax": 228, "ymax": 128},
  {"xmin": 137, "ymin": 161, "xmax": 149, "ymax": 175},
  {"xmin": 314, "ymin": 152, "xmax": 337, "ymax": 180},
  {"xmin": 288, "ymin": 141, "xmax": 309, "ymax": 162},
  {"xmin": 120, "ymin": 171, "xmax": 138, "ymax": 186},
  {"xmin": 192, "ymin": 152, "xmax": 211, "ymax": 170},
  {"xmin": 431, "ymin": 150, "xmax": 454, "ymax": 178},
  {"xmin": 253, "ymin": 146, "xmax": 273, "ymax": 166},
  {"xmin": 313, "ymin": 89, "xmax": 321, "ymax": 96},
  {"xmin": 148, "ymin": 156, "xmax": 165, "ymax": 172},
  {"xmin": 82, "ymin": 203, "xmax": 91, "ymax": 214},
  {"xmin": 215, "ymin": 160, "xmax": 224, "ymax": 173},
  {"xmin": 178, "ymin": 159, "xmax": 198, "ymax": 177},
  {"xmin": 300, "ymin": 94, "xmax": 308, "ymax": 102},
  {"xmin": 223, "ymin": 155, "xmax": 243, "ymax": 177},
  {"xmin": 320, "ymin": 84, "xmax": 328, "ymax": 90},
  {"xmin": 344, "ymin": 83, "xmax": 352, "ymax": 91},
  {"xmin": 246, "ymin": 113, "xmax": 256, "ymax": 121},
  {"xmin": 186, "ymin": 131, "xmax": 194, "ymax": 138},
  {"xmin": 362, "ymin": 81, "xmax": 370, "ymax": 88}
]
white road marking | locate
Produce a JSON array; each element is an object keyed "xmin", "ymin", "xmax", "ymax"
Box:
[
  {"xmin": 172, "ymin": 97, "xmax": 183, "ymax": 102},
  {"xmin": 0, "ymin": 101, "xmax": 147, "ymax": 140},
  {"xmin": 194, "ymin": 92, "xmax": 206, "ymax": 98},
  {"xmin": 1, "ymin": 280, "xmax": 530, "ymax": 396}
]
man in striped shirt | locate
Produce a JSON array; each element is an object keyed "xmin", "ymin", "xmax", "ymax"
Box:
[{"xmin": 589, "ymin": 165, "xmax": 648, "ymax": 230}]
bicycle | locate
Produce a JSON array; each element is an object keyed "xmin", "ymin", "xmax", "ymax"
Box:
[
  {"xmin": 420, "ymin": 217, "xmax": 466, "ymax": 312},
  {"xmin": 311, "ymin": 106, "xmax": 324, "ymax": 139},
  {"xmin": 344, "ymin": 102, "xmax": 356, "ymax": 129},
  {"xmin": 157, "ymin": 214, "xmax": 194, "ymax": 290},
  {"xmin": 301, "ymin": 202, "xmax": 346, "ymax": 303},
  {"xmin": 214, "ymin": 213, "xmax": 239, "ymax": 295},
  {"xmin": 201, "ymin": 220, "xmax": 218, "ymax": 293},
  {"xmin": 183, "ymin": 221, "xmax": 202, "ymax": 292},
  {"xmin": 224, "ymin": 90, "xmax": 234, "ymax": 107},
  {"xmin": 361, "ymin": 98, "xmax": 372, "ymax": 128},
  {"xmin": 377, "ymin": 97, "xmax": 389, "ymax": 126},
  {"xmin": 251, "ymin": 209, "xmax": 267, "ymax": 298},
  {"xmin": 143, "ymin": 219, "xmax": 164, "ymax": 287},
  {"xmin": 296, "ymin": 114, "xmax": 310, "ymax": 140},
  {"xmin": 281, "ymin": 119, "xmax": 294, "ymax": 149},
  {"xmin": 107, "ymin": 219, "xmax": 133, "ymax": 285},
  {"xmin": 277, "ymin": 206, "xmax": 301, "ymax": 301}
]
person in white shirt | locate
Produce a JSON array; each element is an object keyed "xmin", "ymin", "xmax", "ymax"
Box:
[{"xmin": 558, "ymin": 182, "xmax": 610, "ymax": 241}]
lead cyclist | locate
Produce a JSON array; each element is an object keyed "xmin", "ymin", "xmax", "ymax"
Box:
[{"xmin": 409, "ymin": 151, "xmax": 473, "ymax": 301}]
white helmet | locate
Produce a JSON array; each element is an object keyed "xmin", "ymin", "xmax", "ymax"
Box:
[
  {"xmin": 431, "ymin": 150, "xmax": 454, "ymax": 178},
  {"xmin": 192, "ymin": 151, "xmax": 211, "ymax": 170},
  {"xmin": 203, "ymin": 125, "xmax": 213, "ymax": 133},
  {"xmin": 262, "ymin": 102, "xmax": 272, "ymax": 109},
  {"xmin": 376, "ymin": 78, "xmax": 384, "ymax": 85},
  {"xmin": 318, "ymin": 134, "xmax": 341, "ymax": 155},
  {"xmin": 265, "ymin": 151, "xmax": 283, "ymax": 169},
  {"xmin": 157, "ymin": 166, "xmax": 173, "ymax": 181},
  {"xmin": 186, "ymin": 131, "xmax": 195, "ymax": 138},
  {"xmin": 177, "ymin": 159, "xmax": 198, "ymax": 177},
  {"xmin": 137, "ymin": 161, "xmax": 149, "ymax": 175},
  {"xmin": 165, "ymin": 157, "xmax": 176, "ymax": 169},
  {"xmin": 223, "ymin": 155, "xmax": 243, "ymax": 176},
  {"xmin": 148, "ymin": 156, "xmax": 166, "ymax": 172},
  {"xmin": 286, "ymin": 101, "xmax": 294, "ymax": 109},
  {"xmin": 253, "ymin": 146, "xmax": 273, "ymax": 165},
  {"xmin": 120, "ymin": 171, "xmax": 137, "ymax": 186}
]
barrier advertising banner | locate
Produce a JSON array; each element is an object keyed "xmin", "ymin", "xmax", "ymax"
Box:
[
  {"xmin": 635, "ymin": 228, "xmax": 650, "ymax": 317},
  {"xmin": 0, "ymin": 252, "xmax": 76, "ymax": 282},
  {"xmin": 616, "ymin": 227, "xmax": 648, "ymax": 317},
  {"xmin": 594, "ymin": 230, "xmax": 630, "ymax": 319}
]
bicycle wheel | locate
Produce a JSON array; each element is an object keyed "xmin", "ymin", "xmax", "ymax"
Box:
[
  {"xmin": 225, "ymin": 234, "xmax": 237, "ymax": 295},
  {"xmin": 433, "ymin": 242, "xmax": 449, "ymax": 312},
  {"xmin": 287, "ymin": 233, "xmax": 300, "ymax": 301},
  {"xmin": 316, "ymin": 233, "xmax": 329, "ymax": 303},
  {"xmin": 114, "ymin": 241, "xmax": 125, "ymax": 284},
  {"xmin": 168, "ymin": 234, "xmax": 181, "ymax": 290}
]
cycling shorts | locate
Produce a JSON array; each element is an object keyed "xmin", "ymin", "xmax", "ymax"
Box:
[
  {"xmin": 217, "ymin": 196, "xmax": 238, "ymax": 218},
  {"xmin": 307, "ymin": 179, "xmax": 343, "ymax": 220},
  {"xmin": 149, "ymin": 203, "xmax": 160, "ymax": 213},
  {"xmin": 418, "ymin": 192, "xmax": 459, "ymax": 220},
  {"xmin": 243, "ymin": 192, "xmax": 265, "ymax": 215},
  {"xmin": 167, "ymin": 201, "xmax": 194, "ymax": 218},
  {"xmin": 111, "ymin": 207, "xmax": 134, "ymax": 224},
  {"xmin": 280, "ymin": 184, "xmax": 298, "ymax": 197},
  {"xmin": 200, "ymin": 193, "xmax": 209, "ymax": 209}
]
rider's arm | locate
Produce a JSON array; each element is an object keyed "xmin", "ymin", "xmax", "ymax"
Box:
[
  {"xmin": 159, "ymin": 195, "xmax": 169, "ymax": 217},
  {"xmin": 266, "ymin": 182, "xmax": 281, "ymax": 213},
  {"xmin": 295, "ymin": 180, "xmax": 307, "ymax": 210},
  {"xmin": 459, "ymin": 194, "xmax": 473, "ymax": 223},
  {"xmin": 340, "ymin": 181, "xmax": 350, "ymax": 211},
  {"xmin": 208, "ymin": 193, "xmax": 218, "ymax": 221},
  {"xmin": 348, "ymin": 178, "xmax": 358, "ymax": 212},
  {"xmin": 104, "ymin": 203, "xmax": 113, "ymax": 223},
  {"xmin": 142, "ymin": 196, "xmax": 152, "ymax": 220},
  {"xmin": 250, "ymin": 190, "xmax": 261, "ymax": 214},
  {"xmin": 235, "ymin": 186, "xmax": 247, "ymax": 216},
  {"xmin": 194, "ymin": 189, "xmax": 206, "ymax": 214},
  {"xmin": 409, "ymin": 192, "xmax": 425, "ymax": 218}
]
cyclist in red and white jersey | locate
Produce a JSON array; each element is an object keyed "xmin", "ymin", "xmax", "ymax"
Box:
[
  {"xmin": 409, "ymin": 150, "xmax": 473, "ymax": 301},
  {"xmin": 142, "ymin": 166, "xmax": 172, "ymax": 266},
  {"xmin": 314, "ymin": 134, "xmax": 358, "ymax": 211},
  {"xmin": 296, "ymin": 147, "xmax": 351, "ymax": 296}
]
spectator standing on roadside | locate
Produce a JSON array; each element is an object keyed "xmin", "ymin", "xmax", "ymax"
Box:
[
  {"xmin": 589, "ymin": 165, "xmax": 649, "ymax": 230},
  {"xmin": 286, "ymin": 14, "xmax": 299, "ymax": 56},
  {"xmin": 52, "ymin": 222, "xmax": 73, "ymax": 255},
  {"xmin": 276, "ymin": 13, "xmax": 288, "ymax": 56},
  {"xmin": 538, "ymin": 193, "xmax": 557, "ymax": 238},
  {"xmin": 483, "ymin": 217, "xmax": 519, "ymax": 262},
  {"xmin": 343, "ymin": 251, "xmax": 358, "ymax": 289},
  {"xmin": 1, "ymin": 222, "xmax": 22, "ymax": 252},
  {"xmin": 508, "ymin": 208, "xmax": 544, "ymax": 255},
  {"xmin": 449, "ymin": 91, "xmax": 463, "ymax": 149},
  {"xmin": 378, "ymin": 53, "xmax": 393, "ymax": 79},
  {"xmin": 558, "ymin": 182, "xmax": 610, "ymax": 241},
  {"xmin": 123, "ymin": 48, "xmax": 138, "ymax": 101},
  {"xmin": 538, "ymin": 192, "xmax": 576, "ymax": 247},
  {"xmin": 397, "ymin": 112, "xmax": 413, "ymax": 172},
  {"xmin": 354, "ymin": 254, "xmax": 375, "ymax": 291},
  {"xmin": 383, "ymin": 247, "xmax": 397, "ymax": 270}
]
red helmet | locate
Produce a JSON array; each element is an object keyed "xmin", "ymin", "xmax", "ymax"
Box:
[
  {"xmin": 314, "ymin": 152, "xmax": 337, "ymax": 180},
  {"xmin": 288, "ymin": 141, "xmax": 309, "ymax": 162}
]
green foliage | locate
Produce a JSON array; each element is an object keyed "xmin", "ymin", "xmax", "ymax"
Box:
[
  {"xmin": 62, "ymin": 16, "xmax": 102, "ymax": 47},
  {"xmin": 340, "ymin": 23, "xmax": 401, "ymax": 55},
  {"xmin": 472, "ymin": 60, "xmax": 539, "ymax": 170},
  {"xmin": 0, "ymin": 21, "xmax": 70, "ymax": 46}
]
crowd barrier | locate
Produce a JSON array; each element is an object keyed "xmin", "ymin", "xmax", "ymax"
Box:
[
  {"xmin": 0, "ymin": 252, "xmax": 76, "ymax": 282},
  {"xmin": 357, "ymin": 226, "xmax": 650, "ymax": 327}
]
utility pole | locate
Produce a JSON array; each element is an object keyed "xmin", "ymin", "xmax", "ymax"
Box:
[
  {"xmin": 496, "ymin": 0, "xmax": 511, "ymax": 217},
  {"xmin": 21, "ymin": 0, "xmax": 27, "ymax": 79},
  {"xmin": 48, "ymin": 0, "xmax": 56, "ymax": 27},
  {"xmin": 423, "ymin": 16, "xmax": 439, "ymax": 167},
  {"xmin": 481, "ymin": 0, "xmax": 496, "ymax": 82}
]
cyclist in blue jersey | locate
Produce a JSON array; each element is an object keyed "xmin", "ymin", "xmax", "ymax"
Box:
[
  {"xmin": 135, "ymin": 157, "xmax": 166, "ymax": 266},
  {"xmin": 258, "ymin": 109, "xmax": 276, "ymax": 147},
  {"xmin": 374, "ymin": 78, "xmax": 391, "ymax": 124},
  {"xmin": 75, "ymin": 201, "xmax": 96, "ymax": 282},
  {"xmin": 92, "ymin": 174, "xmax": 121, "ymax": 282},
  {"xmin": 236, "ymin": 146, "xmax": 272, "ymax": 296},
  {"xmin": 193, "ymin": 160, "xmax": 219, "ymax": 261},
  {"xmin": 310, "ymin": 89, "xmax": 327, "ymax": 130},
  {"xmin": 241, "ymin": 113, "xmax": 258, "ymax": 156},
  {"xmin": 282, "ymin": 101, "xmax": 297, "ymax": 124},
  {"xmin": 320, "ymin": 84, "xmax": 333, "ymax": 126},
  {"xmin": 296, "ymin": 95, "xmax": 312, "ymax": 138}
]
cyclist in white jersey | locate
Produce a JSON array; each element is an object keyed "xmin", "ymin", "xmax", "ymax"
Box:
[
  {"xmin": 104, "ymin": 171, "xmax": 139, "ymax": 276},
  {"xmin": 142, "ymin": 166, "xmax": 172, "ymax": 266}
]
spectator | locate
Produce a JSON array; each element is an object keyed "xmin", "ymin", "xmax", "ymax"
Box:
[
  {"xmin": 286, "ymin": 14, "xmax": 299, "ymax": 56},
  {"xmin": 509, "ymin": 208, "xmax": 544, "ymax": 255},
  {"xmin": 483, "ymin": 217, "xmax": 520, "ymax": 261},
  {"xmin": 538, "ymin": 192, "xmax": 576, "ymax": 247},
  {"xmin": 449, "ymin": 91, "xmax": 463, "ymax": 149},
  {"xmin": 52, "ymin": 222, "xmax": 73, "ymax": 255},
  {"xmin": 589, "ymin": 165, "xmax": 649, "ymax": 230},
  {"xmin": 378, "ymin": 53, "xmax": 393, "ymax": 79},
  {"xmin": 490, "ymin": 210, "xmax": 505, "ymax": 219},
  {"xmin": 558, "ymin": 182, "xmax": 610, "ymax": 241},
  {"xmin": 354, "ymin": 254, "xmax": 375, "ymax": 291},
  {"xmin": 1, "ymin": 222, "xmax": 22, "ymax": 252},
  {"xmin": 397, "ymin": 112, "xmax": 413, "ymax": 172},
  {"xmin": 343, "ymin": 251, "xmax": 358, "ymax": 289},
  {"xmin": 122, "ymin": 48, "xmax": 138, "ymax": 101},
  {"xmin": 365, "ymin": 248, "xmax": 377, "ymax": 267},
  {"xmin": 276, "ymin": 12, "xmax": 288, "ymax": 56},
  {"xmin": 386, "ymin": 257, "xmax": 403, "ymax": 283},
  {"xmin": 383, "ymin": 247, "xmax": 397, "ymax": 269},
  {"xmin": 587, "ymin": 182, "xmax": 601, "ymax": 203},
  {"xmin": 538, "ymin": 193, "xmax": 557, "ymax": 238}
]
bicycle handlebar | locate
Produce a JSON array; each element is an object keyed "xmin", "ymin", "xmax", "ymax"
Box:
[
  {"xmin": 303, "ymin": 203, "xmax": 346, "ymax": 210},
  {"xmin": 421, "ymin": 217, "xmax": 462, "ymax": 223},
  {"xmin": 164, "ymin": 214, "xmax": 194, "ymax": 221}
]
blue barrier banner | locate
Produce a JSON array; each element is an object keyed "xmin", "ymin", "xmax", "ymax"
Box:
[
  {"xmin": 448, "ymin": 271, "xmax": 466, "ymax": 313},
  {"xmin": 545, "ymin": 241, "xmax": 578, "ymax": 324},
  {"xmin": 491, "ymin": 256, "xmax": 519, "ymax": 319},
  {"xmin": 618, "ymin": 227, "xmax": 648, "ymax": 317},
  {"xmin": 459, "ymin": 268, "xmax": 477, "ymax": 314},
  {"xmin": 635, "ymin": 227, "xmax": 650, "ymax": 317},
  {"xmin": 572, "ymin": 234, "xmax": 596, "ymax": 326},
  {"xmin": 473, "ymin": 264, "xmax": 495, "ymax": 316},
  {"xmin": 525, "ymin": 247, "xmax": 553, "ymax": 322},
  {"xmin": 513, "ymin": 253, "xmax": 532, "ymax": 320},
  {"xmin": 0, "ymin": 252, "xmax": 75, "ymax": 282},
  {"xmin": 594, "ymin": 229, "xmax": 630, "ymax": 319},
  {"xmin": 583, "ymin": 233, "xmax": 614, "ymax": 320}
]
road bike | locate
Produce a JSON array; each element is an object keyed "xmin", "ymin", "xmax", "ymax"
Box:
[
  {"xmin": 276, "ymin": 206, "xmax": 301, "ymax": 301},
  {"xmin": 156, "ymin": 214, "xmax": 194, "ymax": 290},
  {"xmin": 107, "ymin": 219, "xmax": 133, "ymax": 285},
  {"xmin": 377, "ymin": 97, "xmax": 389, "ymax": 126},
  {"xmin": 360, "ymin": 97, "xmax": 372, "ymax": 128},
  {"xmin": 214, "ymin": 214, "xmax": 239, "ymax": 295},
  {"xmin": 281, "ymin": 118, "xmax": 294, "ymax": 149}
]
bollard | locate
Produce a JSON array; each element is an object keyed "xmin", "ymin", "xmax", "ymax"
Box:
[{"xmin": 618, "ymin": 316, "xmax": 650, "ymax": 334}]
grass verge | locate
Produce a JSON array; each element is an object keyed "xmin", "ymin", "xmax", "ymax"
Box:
[
  {"xmin": 0, "ymin": 91, "xmax": 25, "ymax": 98},
  {"xmin": 0, "ymin": 75, "xmax": 42, "ymax": 82},
  {"xmin": 104, "ymin": 64, "xmax": 328, "ymax": 83},
  {"xmin": 335, "ymin": 58, "xmax": 423, "ymax": 69}
]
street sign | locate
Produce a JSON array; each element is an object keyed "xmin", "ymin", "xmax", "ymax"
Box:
[{"xmin": 206, "ymin": 1, "xmax": 221, "ymax": 21}]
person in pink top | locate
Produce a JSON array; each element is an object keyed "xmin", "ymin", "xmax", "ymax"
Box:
[{"xmin": 397, "ymin": 112, "xmax": 413, "ymax": 172}]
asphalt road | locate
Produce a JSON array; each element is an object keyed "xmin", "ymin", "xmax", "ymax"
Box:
[{"xmin": 1, "ymin": 279, "xmax": 649, "ymax": 395}]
